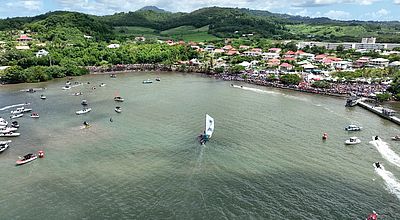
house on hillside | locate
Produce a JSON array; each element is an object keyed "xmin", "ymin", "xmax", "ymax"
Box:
[
  {"xmin": 267, "ymin": 58, "xmax": 281, "ymax": 67},
  {"xmin": 389, "ymin": 61, "xmax": 400, "ymax": 69},
  {"xmin": 107, "ymin": 44, "xmax": 120, "ymax": 49},
  {"xmin": 262, "ymin": 52, "xmax": 280, "ymax": 60},
  {"xmin": 370, "ymin": 58, "xmax": 389, "ymax": 68},
  {"xmin": 135, "ymin": 36, "xmax": 146, "ymax": 42},
  {"xmin": 332, "ymin": 61, "xmax": 351, "ymax": 70},
  {"xmin": 279, "ymin": 63, "xmax": 293, "ymax": 72},
  {"xmin": 354, "ymin": 57, "xmax": 370, "ymax": 68},
  {"xmin": 15, "ymin": 45, "xmax": 30, "ymax": 50},
  {"xmin": 213, "ymin": 49, "xmax": 225, "ymax": 53},
  {"xmin": 84, "ymin": 35, "xmax": 93, "ymax": 39},
  {"xmin": 36, "ymin": 49, "xmax": 49, "ymax": 58},
  {"xmin": 239, "ymin": 45, "xmax": 250, "ymax": 50},
  {"xmin": 268, "ymin": 48, "xmax": 282, "ymax": 54},
  {"xmin": 204, "ymin": 45, "xmax": 215, "ymax": 52},
  {"xmin": 17, "ymin": 35, "xmax": 32, "ymax": 42},
  {"xmin": 226, "ymin": 49, "xmax": 239, "ymax": 56},
  {"xmin": 223, "ymin": 45, "xmax": 233, "ymax": 51}
]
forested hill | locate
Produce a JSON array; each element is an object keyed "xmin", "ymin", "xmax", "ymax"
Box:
[{"xmin": 0, "ymin": 6, "xmax": 400, "ymax": 42}]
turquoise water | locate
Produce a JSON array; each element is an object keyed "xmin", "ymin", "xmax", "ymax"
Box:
[{"xmin": 0, "ymin": 72, "xmax": 400, "ymax": 219}]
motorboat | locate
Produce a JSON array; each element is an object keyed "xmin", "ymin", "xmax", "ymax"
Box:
[
  {"xmin": 115, "ymin": 106, "xmax": 122, "ymax": 113},
  {"xmin": 373, "ymin": 162, "xmax": 382, "ymax": 169},
  {"xmin": 74, "ymin": 92, "xmax": 83, "ymax": 96},
  {"xmin": 345, "ymin": 95, "xmax": 358, "ymax": 107},
  {"xmin": 11, "ymin": 121, "xmax": 19, "ymax": 128},
  {"xmin": 143, "ymin": 79, "xmax": 153, "ymax": 84},
  {"xmin": 366, "ymin": 211, "xmax": 378, "ymax": 220},
  {"xmin": 62, "ymin": 85, "xmax": 71, "ymax": 90},
  {"xmin": 27, "ymin": 88, "xmax": 36, "ymax": 93},
  {"xmin": 76, "ymin": 108, "xmax": 92, "ymax": 115},
  {"xmin": 198, "ymin": 114, "xmax": 215, "ymax": 145},
  {"xmin": 40, "ymin": 94, "xmax": 46, "ymax": 100},
  {"xmin": 30, "ymin": 113, "xmax": 40, "ymax": 118},
  {"xmin": 110, "ymin": 74, "xmax": 117, "ymax": 78},
  {"xmin": 345, "ymin": 137, "xmax": 361, "ymax": 145},
  {"xmin": 10, "ymin": 114, "xmax": 23, "ymax": 119},
  {"xmin": 322, "ymin": 133, "xmax": 328, "ymax": 140},
  {"xmin": 0, "ymin": 132, "xmax": 20, "ymax": 137},
  {"xmin": 16, "ymin": 153, "xmax": 38, "ymax": 166},
  {"xmin": 155, "ymin": 77, "xmax": 161, "ymax": 81},
  {"xmin": 344, "ymin": 124, "xmax": 362, "ymax": 131},
  {"xmin": 114, "ymin": 97, "xmax": 124, "ymax": 102},
  {"xmin": 0, "ymin": 142, "xmax": 9, "ymax": 153},
  {"xmin": 82, "ymin": 121, "xmax": 91, "ymax": 128},
  {"xmin": 392, "ymin": 135, "xmax": 400, "ymax": 141},
  {"xmin": 66, "ymin": 81, "xmax": 72, "ymax": 85},
  {"xmin": 81, "ymin": 100, "xmax": 88, "ymax": 106},
  {"xmin": 99, "ymin": 83, "xmax": 106, "ymax": 87},
  {"xmin": 0, "ymin": 127, "xmax": 18, "ymax": 134},
  {"xmin": 11, "ymin": 107, "xmax": 32, "ymax": 114},
  {"xmin": 0, "ymin": 140, "xmax": 11, "ymax": 145},
  {"xmin": 0, "ymin": 118, "xmax": 8, "ymax": 126}
]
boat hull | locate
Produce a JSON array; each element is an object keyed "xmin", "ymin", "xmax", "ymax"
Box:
[{"xmin": 16, "ymin": 156, "xmax": 38, "ymax": 166}]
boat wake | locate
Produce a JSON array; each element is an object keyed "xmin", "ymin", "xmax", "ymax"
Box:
[
  {"xmin": 232, "ymin": 85, "xmax": 278, "ymax": 95},
  {"xmin": 231, "ymin": 85, "xmax": 309, "ymax": 101},
  {"xmin": 370, "ymin": 138, "xmax": 400, "ymax": 168},
  {"xmin": 0, "ymin": 103, "xmax": 30, "ymax": 111},
  {"xmin": 374, "ymin": 164, "xmax": 400, "ymax": 200}
]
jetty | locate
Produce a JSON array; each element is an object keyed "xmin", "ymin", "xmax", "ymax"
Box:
[{"xmin": 356, "ymin": 99, "xmax": 400, "ymax": 125}]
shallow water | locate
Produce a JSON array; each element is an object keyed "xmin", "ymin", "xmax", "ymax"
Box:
[{"xmin": 1, "ymin": 72, "xmax": 400, "ymax": 219}]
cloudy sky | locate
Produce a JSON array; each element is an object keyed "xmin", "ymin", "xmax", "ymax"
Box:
[{"xmin": 0, "ymin": 0, "xmax": 399, "ymax": 21}]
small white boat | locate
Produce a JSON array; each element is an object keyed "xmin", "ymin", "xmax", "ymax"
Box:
[
  {"xmin": 0, "ymin": 132, "xmax": 20, "ymax": 137},
  {"xmin": 11, "ymin": 107, "xmax": 32, "ymax": 114},
  {"xmin": 345, "ymin": 137, "xmax": 361, "ymax": 145},
  {"xmin": 115, "ymin": 106, "xmax": 122, "ymax": 113},
  {"xmin": 114, "ymin": 97, "xmax": 124, "ymax": 102},
  {"xmin": 76, "ymin": 108, "xmax": 92, "ymax": 115},
  {"xmin": 16, "ymin": 154, "xmax": 37, "ymax": 166},
  {"xmin": 110, "ymin": 74, "xmax": 117, "ymax": 78},
  {"xmin": 0, "ymin": 140, "xmax": 11, "ymax": 145},
  {"xmin": 0, "ymin": 143, "xmax": 9, "ymax": 153},
  {"xmin": 11, "ymin": 121, "xmax": 19, "ymax": 128},
  {"xmin": 10, "ymin": 114, "xmax": 23, "ymax": 119},
  {"xmin": 66, "ymin": 81, "xmax": 72, "ymax": 86},
  {"xmin": 392, "ymin": 135, "xmax": 400, "ymax": 141},
  {"xmin": 0, "ymin": 127, "xmax": 18, "ymax": 134},
  {"xmin": 81, "ymin": 100, "xmax": 88, "ymax": 106},
  {"xmin": 30, "ymin": 113, "xmax": 40, "ymax": 118},
  {"xmin": 155, "ymin": 77, "xmax": 161, "ymax": 81},
  {"xmin": 62, "ymin": 85, "xmax": 71, "ymax": 90},
  {"xmin": 74, "ymin": 92, "xmax": 83, "ymax": 96},
  {"xmin": 344, "ymin": 125, "xmax": 362, "ymax": 131},
  {"xmin": 143, "ymin": 79, "xmax": 153, "ymax": 84},
  {"xmin": 0, "ymin": 118, "xmax": 8, "ymax": 126},
  {"xmin": 100, "ymin": 83, "xmax": 106, "ymax": 87},
  {"xmin": 40, "ymin": 94, "xmax": 46, "ymax": 100}
]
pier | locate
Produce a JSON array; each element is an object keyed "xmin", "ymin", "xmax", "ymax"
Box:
[{"xmin": 356, "ymin": 99, "xmax": 400, "ymax": 125}]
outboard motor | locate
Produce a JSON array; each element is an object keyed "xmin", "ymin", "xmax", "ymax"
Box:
[{"xmin": 375, "ymin": 136, "xmax": 379, "ymax": 140}]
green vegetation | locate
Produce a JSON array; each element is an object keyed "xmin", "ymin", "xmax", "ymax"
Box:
[
  {"xmin": 280, "ymin": 74, "xmax": 302, "ymax": 85},
  {"xmin": 312, "ymin": 81, "xmax": 331, "ymax": 89},
  {"xmin": 376, "ymin": 93, "xmax": 391, "ymax": 102}
]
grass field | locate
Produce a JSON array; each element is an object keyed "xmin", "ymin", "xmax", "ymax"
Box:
[{"xmin": 114, "ymin": 25, "xmax": 220, "ymax": 42}]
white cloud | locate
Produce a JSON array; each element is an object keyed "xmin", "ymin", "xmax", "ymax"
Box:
[
  {"xmin": 4, "ymin": 0, "xmax": 43, "ymax": 11},
  {"xmin": 323, "ymin": 10, "xmax": 351, "ymax": 20},
  {"xmin": 363, "ymin": 8, "xmax": 391, "ymax": 20},
  {"xmin": 394, "ymin": 0, "xmax": 400, "ymax": 4}
]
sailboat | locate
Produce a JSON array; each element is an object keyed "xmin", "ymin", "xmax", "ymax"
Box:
[{"xmin": 199, "ymin": 114, "xmax": 214, "ymax": 145}]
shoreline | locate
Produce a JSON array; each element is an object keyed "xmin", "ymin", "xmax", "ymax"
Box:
[{"xmin": 88, "ymin": 66, "xmax": 349, "ymax": 98}]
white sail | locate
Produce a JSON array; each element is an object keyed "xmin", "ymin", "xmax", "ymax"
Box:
[{"xmin": 205, "ymin": 114, "xmax": 214, "ymax": 138}]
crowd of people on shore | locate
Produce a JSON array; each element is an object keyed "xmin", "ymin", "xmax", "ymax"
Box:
[{"xmin": 215, "ymin": 74, "xmax": 389, "ymax": 97}]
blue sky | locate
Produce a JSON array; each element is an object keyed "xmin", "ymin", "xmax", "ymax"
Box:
[{"xmin": 0, "ymin": 0, "xmax": 399, "ymax": 21}]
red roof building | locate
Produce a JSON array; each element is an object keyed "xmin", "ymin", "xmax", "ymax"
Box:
[{"xmin": 17, "ymin": 35, "xmax": 32, "ymax": 41}]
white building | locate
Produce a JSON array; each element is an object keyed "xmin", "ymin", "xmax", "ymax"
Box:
[
  {"xmin": 262, "ymin": 52, "xmax": 280, "ymax": 59},
  {"xmin": 370, "ymin": 58, "xmax": 389, "ymax": 68},
  {"xmin": 36, "ymin": 49, "xmax": 49, "ymax": 57},
  {"xmin": 107, "ymin": 44, "xmax": 120, "ymax": 49}
]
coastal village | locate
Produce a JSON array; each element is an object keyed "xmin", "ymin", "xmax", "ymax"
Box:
[{"xmin": 1, "ymin": 31, "xmax": 400, "ymax": 100}]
